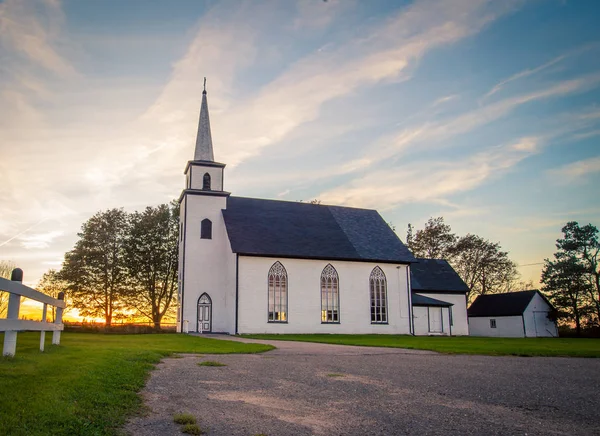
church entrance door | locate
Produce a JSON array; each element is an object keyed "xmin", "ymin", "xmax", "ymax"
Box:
[{"xmin": 197, "ymin": 293, "xmax": 212, "ymax": 333}]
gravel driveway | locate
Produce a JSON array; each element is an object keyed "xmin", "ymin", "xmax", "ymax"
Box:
[{"xmin": 126, "ymin": 336, "xmax": 600, "ymax": 436}]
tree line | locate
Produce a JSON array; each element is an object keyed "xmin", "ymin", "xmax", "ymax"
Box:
[
  {"xmin": 36, "ymin": 202, "xmax": 179, "ymax": 328},
  {"xmin": 406, "ymin": 217, "xmax": 600, "ymax": 333},
  {"xmin": 406, "ymin": 217, "xmax": 524, "ymax": 302}
]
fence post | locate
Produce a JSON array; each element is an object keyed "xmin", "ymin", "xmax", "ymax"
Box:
[
  {"xmin": 40, "ymin": 303, "xmax": 48, "ymax": 352},
  {"xmin": 52, "ymin": 292, "xmax": 65, "ymax": 345},
  {"xmin": 2, "ymin": 268, "xmax": 23, "ymax": 357}
]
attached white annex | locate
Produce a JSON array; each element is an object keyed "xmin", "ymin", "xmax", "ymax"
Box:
[
  {"xmin": 468, "ymin": 290, "xmax": 558, "ymax": 338},
  {"xmin": 177, "ymin": 86, "xmax": 470, "ymax": 336}
]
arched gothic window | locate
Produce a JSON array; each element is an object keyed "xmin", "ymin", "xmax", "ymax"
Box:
[
  {"xmin": 203, "ymin": 172, "xmax": 211, "ymax": 190},
  {"xmin": 198, "ymin": 293, "xmax": 211, "ymax": 305},
  {"xmin": 321, "ymin": 264, "xmax": 339, "ymax": 323},
  {"xmin": 201, "ymin": 219, "xmax": 212, "ymax": 239},
  {"xmin": 268, "ymin": 261, "xmax": 287, "ymax": 322},
  {"xmin": 370, "ymin": 266, "xmax": 388, "ymax": 324}
]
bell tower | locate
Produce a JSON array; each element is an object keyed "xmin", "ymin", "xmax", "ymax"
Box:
[{"xmin": 177, "ymin": 79, "xmax": 235, "ymax": 334}]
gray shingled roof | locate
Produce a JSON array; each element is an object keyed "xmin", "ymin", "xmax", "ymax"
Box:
[
  {"xmin": 410, "ymin": 258, "xmax": 469, "ymax": 293},
  {"xmin": 468, "ymin": 290, "xmax": 553, "ymax": 317},
  {"xmin": 411, "ymin": 293, "xmax": 453, "ymax": 307},
  {"xmin": 222, "ymin": 197, "xmax": 415, "ymax": 263}
]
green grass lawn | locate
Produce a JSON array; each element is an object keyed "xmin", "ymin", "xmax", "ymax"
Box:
[
  {"xmin": 242, "ymin": 334, "xmax": 600, "ymax": 358},
  {"xmin": 0, "ymin": 332, "xmax": 273, "ymax": 436}
]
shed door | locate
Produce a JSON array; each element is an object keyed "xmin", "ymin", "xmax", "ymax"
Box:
[
  {"xmin": 533, "ymin": 311, "xmax": 553, "ymax": 337},
  {"xmin": 429, "ymin": 307, "xmax": 443, "ymax": 333}
]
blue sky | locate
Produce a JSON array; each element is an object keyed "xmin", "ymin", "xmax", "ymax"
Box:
[{"xmin": 1, "ymin": 0, "xmax": 599, "ymax": 288}]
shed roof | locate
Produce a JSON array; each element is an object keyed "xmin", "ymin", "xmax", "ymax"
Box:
[
  {"xmin": 467, "ymin": 290, "xmax": 553, "ymax": 317},
  {"xmin": 410, "ymin": 258, "xmax": 469, "ymax": 293},
  {"xmin": 411, "ymin": 293, "xmax": 453, "ymax": 307},
  {"xmin": 222, "ymin": 196, "xmax": 415, "ymax": 263}
]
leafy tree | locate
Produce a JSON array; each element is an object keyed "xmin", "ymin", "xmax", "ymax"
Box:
[
  {"xmin": 449, "ymin": 234, "xmax": 519, "ymax": 303},
  {"xmin": 406, "ymin": 217, "xmax": 457, "ymax": 259},
  {"xmin": 406, "ymin": 217, "xmax": 519, "ymax": 302},
  {"xmin": 0, "ymin": 260, "xmax": 16, "ymax": 317},
  {"xmin": 555, "ymin": 221, "xmax": 600, "ymax": 325},
  {"xmin": 541, "ymin": 252, "xmax": 592, "ymax": 335},
  {"xmin": 124, "ymin": 203, "xmax": 179, "ymax": 328},
  {"xmin": 60, "ymin": 209, "xmax": 129, "ymax": 326},
  {"xmin": 37, "ymin": 269, "xmax": 69, "ymax": 322}
]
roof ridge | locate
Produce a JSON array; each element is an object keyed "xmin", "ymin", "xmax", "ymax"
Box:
[
  {"xmin": 229, "ymin": 195, "xmax": 377, "ymax": 212},
  {"xmin": 478, "ymin": 290, "xmax": 538, "ymax": 298}
]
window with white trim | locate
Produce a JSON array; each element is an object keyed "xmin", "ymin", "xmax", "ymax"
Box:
[
  {"xmin": 321, "ymin": 264, "xmax": 339, "ymax": 323},
  {"xmin": 370, "ymin": 266, "xmax": 388, "ymax": 324},
  {"xmin": 268, "ymin": 261, "xmax": 288, "ymax": 322}
]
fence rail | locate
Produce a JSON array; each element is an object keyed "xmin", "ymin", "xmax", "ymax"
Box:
[{"xmin": 0, "ymin": 268, "xmax": 65, "ymax": 357}]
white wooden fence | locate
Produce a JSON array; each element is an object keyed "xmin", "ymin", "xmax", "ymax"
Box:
[{"xmin": 0, "ymin": 268, "xmax": 65, "ymax": 357}]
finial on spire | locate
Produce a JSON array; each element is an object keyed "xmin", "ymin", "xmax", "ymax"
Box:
[{"xmin": 194, "ymin": 78, "xmax": 214, "ymax": 161}]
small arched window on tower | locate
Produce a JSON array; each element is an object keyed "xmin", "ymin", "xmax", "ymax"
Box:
[
  {"xmin": 201, "ymin": 218, "xmax": 212, "ymax": 239},
  {"xmin": 203, "ymin": 172, "xmax": 211, "ymax": 190}
]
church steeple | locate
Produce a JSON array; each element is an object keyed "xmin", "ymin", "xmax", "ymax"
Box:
[{"xmin": 194, "ymin": 78, "xmax": 214, "ymax": 162}]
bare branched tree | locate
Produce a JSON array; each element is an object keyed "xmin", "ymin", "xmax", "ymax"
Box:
[{"xmin": 0, "ymin": 260, "xmax": 16, "ymax": 317}]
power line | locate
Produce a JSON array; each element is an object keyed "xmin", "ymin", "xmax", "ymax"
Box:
[{"xmin": 518, "ymin": 262, "xmax": 544, "ymax": 267}]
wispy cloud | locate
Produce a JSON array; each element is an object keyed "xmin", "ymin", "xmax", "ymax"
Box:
[
  {"xmin": 571, "ymin": 129, "xmax": 600, "ymax": 140},
  {"xmin": 482, "ymin": 44, "xmax": 598, "ymax": 100},
  {"xmin": 483, "ymin": 54, "xmax": 567, "ymax": 100},
  {"xmin": 319, "ymin": 136, "xmax": 540, "ymax": 209},
  {"xmin": 345, "ymin": 74, "xmax": 600, "ymax": 172},
  {"xmin": 140, "ymin": 0, "xmax": 518, "ymax": 169},
  {"xmin": 431, "ymin": 94, "xmax": 459, "ymax": 108},
  {"xmin": 19, "ymin": 230, "xmax": 64, "ymax": 249},
  {"xmin": 549, "ymin": 156, "xmax": 600, "ymax": 182},
  {"xmin": 0, "ymin": 0, "xmax": 76, "ymax": 77},
  {"xmin": 0, "ymin": 219, "xmax": 47, "ymax": 248}
]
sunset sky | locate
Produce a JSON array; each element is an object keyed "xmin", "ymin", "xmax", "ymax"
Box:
[{"xmin": 1, "ymin": 0, "xmax": 599, "ymax": 301}]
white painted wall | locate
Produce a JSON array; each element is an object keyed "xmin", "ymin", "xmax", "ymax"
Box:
[
  {"xmin": 188, "ymin": 165, "xmax": 223, "ymax": 191},
  {"xmin": 523, "ymin": 293, "xmax": 558, "ymax": 337},
  {"xmin": 237, "ymin": 256, "xmax": 412, "ymax": 334},
  {"xmin": 414, "ymin": 293, "xmax": 469, "ymax": 336},
  {"xmin": 468, "ymin": 316, "xmax": 525, "ymax": 337},
  {"xmin": 412, "ymin": 306, "xmax": 452, "ymax": 336},
  {"xmin": 179, "ymin": 192, "xmax": 236, "ymax": 334},
  {"xmin": 468, "ymin": 293, "xmax": 558, "ymax": 338}
]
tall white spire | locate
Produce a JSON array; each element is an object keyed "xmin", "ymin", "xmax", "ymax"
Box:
[{"xmin": 193, "ymin": 78, "xmax": 214, "ymax": 161}]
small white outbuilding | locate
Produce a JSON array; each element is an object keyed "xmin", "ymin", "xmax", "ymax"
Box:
[{"xmin": 468, "ymin": 290, "xmax": 558, "ymax": 338}]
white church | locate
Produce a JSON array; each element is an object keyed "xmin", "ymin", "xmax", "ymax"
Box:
[{"xmin": 177, "ymin": 86, "xmax": 470, "ymax": 336}]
